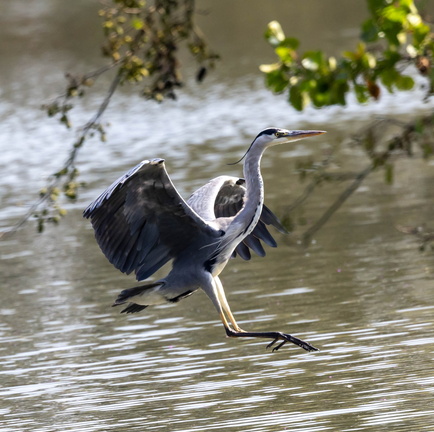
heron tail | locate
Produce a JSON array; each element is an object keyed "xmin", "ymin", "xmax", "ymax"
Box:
[
  {"xmin": 112, "ymin": 282, "xmax": 163, "ymax": 314},
  {"xmin": 119, "ymin": 303, "xmax": 148, "ymax": 314}
]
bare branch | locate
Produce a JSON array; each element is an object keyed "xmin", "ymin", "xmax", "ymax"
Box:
[{"xmin": 301, "ymin": 165, "xmax": 373, "ymax": 246}]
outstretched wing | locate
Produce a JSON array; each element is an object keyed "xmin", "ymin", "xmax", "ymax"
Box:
[
  {"xmin": 84, "ymin": 159, "xmax": 221, "ymax": 281},
  {"xmin": 187, "ymin": 176, "xmax": 287, "ymax": 261}
]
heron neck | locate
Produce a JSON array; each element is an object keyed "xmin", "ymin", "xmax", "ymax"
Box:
[{"xmin": 237, "ymin": 143, "xmax": 266, "ymax": 232}]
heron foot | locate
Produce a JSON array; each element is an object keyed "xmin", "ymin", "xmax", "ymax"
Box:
[
  {"xmin": 265, "ymin": 332, "xmax": 319, "ymax": 352},
  {"xmin": 225, "ymin": 328, "xmax": 319, "ymax": 352}
]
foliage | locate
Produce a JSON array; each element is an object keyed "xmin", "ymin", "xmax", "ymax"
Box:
[
  {"xmin": 28, "ymin": 0, "xmax": 218, "ymax": 233},
  {"xmin": 99, "ymin": 0, "xmax": 218, "ymax": 100},
  {"xmin": 261, "ymin": 0, "xmax": 434, "ymax": 110},
  {"xmin": 258, "ymin": 0, "xmax": 434, "ymax": 245}
]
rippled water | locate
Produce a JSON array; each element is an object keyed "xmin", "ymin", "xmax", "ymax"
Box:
[
  {"xmin": 2, "ymin": 161, "xmax": 434, "ymax": 431},
  {"xmin": 1, "ymin": 1, "xmax": 434, "ymax": 431},
  {"xmin": 1, "ymin": 205, "xmax": 434, "ymax": 432}
]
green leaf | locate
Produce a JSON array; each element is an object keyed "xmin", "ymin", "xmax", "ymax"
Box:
[
  {"xmin": 395, "ymin": 75, "xmax": 414, "ymax": 90},
  {"xmin": 361, "ymin": 52, "xmax": 377, "ymax": 69},
  {"xmin": 413, "ymin": 22, "xmax": 430, "ymax": 49},
  {"xmin": 382, "ymin": 5, "xmax": 407, "ymax": 23},
  {"xmin": 332, "ymin": 81, "xmax": 349, "ymax": 105},
  {"xmin": 381, "ymin": 50, "xmax": 401, "ymax": 67},
  {"xmin": 275, "ymin": 46, "xmax": 295, "ymax": 63},
  {"xmin": 343, "ymin": 50, "xmax": 358, "ymax": 62},
  {"xmin": 310, "ymin": 92, "xmax": 328, "ymax": 107},
  {"xmin": 289, "ymin": 85, "xmax": 305, "ymax": 111},
  {"xmin": 380, "ymin": 68, "xmax": 400, "ymax": 91},
  {"xmin": 354, "ymin": 84, "xmax": 369, "ymax": 103},
  {"xmin": 264, "ymin": 69, "xmax": 288, "ymax": 93},
  {"xmin": 361, "ymin": 19, "xmax": 379, "ymax": 43},
  {"xmin": 281, "ymin": 37, "xmax": 299, "ymax": 50}
]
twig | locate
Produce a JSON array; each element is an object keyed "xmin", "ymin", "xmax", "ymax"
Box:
[
  {"xmin": 66, "ymin": 71, "xmax": 123, "ymax": 169},
  {"xmin": 1, "ymin": 72, "xmax": 123, "ymax": 239},
  {"xmin": 285, "ymin": 176, "xmax": 323, "ymax": 214},
  {"xmin": 302, "ymin": 164, "xmax": 374, "ymax": 246},
  {"xmin": 284, "ymin": 152, "xmax": 335, "ymax": 213}
]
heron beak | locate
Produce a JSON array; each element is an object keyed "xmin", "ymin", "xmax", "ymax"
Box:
[{"xmin": 280, "ymin": 130, "xmax": 326, "ymax": 141}]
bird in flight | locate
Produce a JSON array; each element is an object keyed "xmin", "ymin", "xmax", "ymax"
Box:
[{"xmin": 84, "ymin": 127, "xmax": 325, "ymax": 352}]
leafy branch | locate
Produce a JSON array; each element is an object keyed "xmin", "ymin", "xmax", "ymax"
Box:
[
  {"xmin": 2, "ymin": 0, "xmax": 218, "ymax": 236},
  {"xmin": 261, "ymin": 0, "xmax": 434, "ymax": 110}
]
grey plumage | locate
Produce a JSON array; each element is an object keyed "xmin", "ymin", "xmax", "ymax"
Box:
[{"xmin": 84, "ymin": 128, "xmax": 325, "ymax": 352}]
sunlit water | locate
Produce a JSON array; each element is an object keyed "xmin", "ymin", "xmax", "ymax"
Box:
[{"xmin": 1, "ymin": 1, "xmax": 434, "ymax": 431}]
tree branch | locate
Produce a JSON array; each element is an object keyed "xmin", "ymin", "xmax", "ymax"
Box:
[
  {"xmin": 301, "ymin": 164, "xmax": 374, "ymax": 246},
  {"xmin": 1, "ymin": 71, "xmax": 123, "ymax": 238}
]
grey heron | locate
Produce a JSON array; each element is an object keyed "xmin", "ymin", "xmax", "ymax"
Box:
[{"xmin": 84, "ymin": 127, "xmax": 325, "ymax": 352}]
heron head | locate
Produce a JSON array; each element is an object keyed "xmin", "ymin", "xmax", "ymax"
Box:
[
  {"xmin": 229, "ymin": 127, "xmax": 326, "ymax": 165},
  {"xmin": 256, "ymin": 127, "xmax": 326, "ymax": 147}
]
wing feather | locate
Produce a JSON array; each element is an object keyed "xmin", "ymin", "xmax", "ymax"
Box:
[
  {"xmin": 260, "ymin": 205, "xmax": 287, "ymax": 234},
  {"xmin": 250, "ymin": 221, "xmax": 277, "ymax": 248},
  {"xmin": 234, "ymin": 241, "xmax": 251, "ymax": 260},
  {"xmin": 187, "ymin": 175, "xmax": 286, "ymax": 261},
  {"xmin": 243, "ymin": 235, "xmax": 266, "ymax": 257},
  {"xmin": 84, "ymin": 159, "xmax": 220, "ymax": 280}
]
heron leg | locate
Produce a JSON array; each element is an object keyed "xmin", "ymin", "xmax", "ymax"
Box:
[
  {"xmin": 214, "ymin": 278, "xmax": 318, "ymax": 352},
  {"xmin": 214, "ymin": 276, "xmax": 245, "ymax": 332},
  {"xmin": 203, "ymin": 273, "xmax": 318, "ymax": 352}
]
